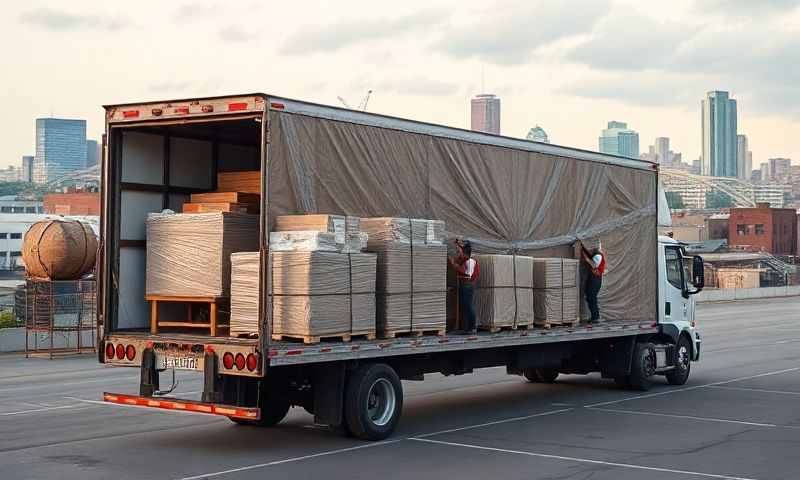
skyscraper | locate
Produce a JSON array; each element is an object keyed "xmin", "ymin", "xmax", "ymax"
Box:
[
  {"xmin": 769, "ymin": 158, "xmax": 792, "ymax": 182},
  {"xmin": 86, "ymin": 139, "xmax": 100, "ymax": 168},
  {"xmin": 470, "ymin": 94, "xmax": 501, "ymax": 135},
  {"xmin": 33, "ymin": 118, "xmax": 87, "ymax": 184},
  {"xmin": 599, "ymin": 121, "xmax": 639, "ymax": 159},
  {"xmin": 525, "ymin": 125, "xmax": 549, "ymax": 143},
  {"xmin": 21, "ymin": 156, "xmax": 33, "ymax": 182},
  {"xmin": 736, "ymin": 135, "xmax": 749, "ymax": 181},
  {"xmin": 701, "ymin": 91, "xmax": 738, "ymax": 177},
  {"xmin": 655, "ymin": 137, "xmax": 670, "ymax": 164}
]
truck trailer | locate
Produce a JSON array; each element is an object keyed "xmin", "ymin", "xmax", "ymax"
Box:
[{"xmin": 99, "ymin": 93, "xmax": 704, "ymax": 440}]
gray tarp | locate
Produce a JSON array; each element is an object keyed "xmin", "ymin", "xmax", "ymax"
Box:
[{"xmin": 268, "ymin": 112, "xmax": 657, "ymax": 323}]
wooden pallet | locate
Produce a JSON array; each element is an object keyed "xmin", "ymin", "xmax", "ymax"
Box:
[
  {"xmin": 272, "ymin": 330, "xmax": 376, "ymax": 344},
  {"xmin": 146, "ymin": 295, "xmax": 228, "ymax": 336},
  {"xmin": 381, "ymin": 328, "xmax": 446, "ymax": 339},
  {"xmin": 478, "ymin": 324, "xmax": 515, "ymax": 333}
]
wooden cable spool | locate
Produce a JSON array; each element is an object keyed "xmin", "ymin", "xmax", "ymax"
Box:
[{"xmin": 21, "ymin": 219, "xmax": 98, "ymax": 280}]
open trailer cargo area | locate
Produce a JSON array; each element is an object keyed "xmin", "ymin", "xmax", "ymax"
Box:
[{"xmin": 97, "ymin": 94, "xmax": 692, "ymax": 441}]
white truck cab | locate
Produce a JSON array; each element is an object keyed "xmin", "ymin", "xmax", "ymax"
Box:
[{"xmin": 658, "ymin": 235, "xmax": 703, "ymax": 363}]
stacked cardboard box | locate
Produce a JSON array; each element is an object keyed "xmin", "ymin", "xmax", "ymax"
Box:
[
  {"xmin": 360, "ymin": 218, "xmax": 446, "ymax": 337},
  {"xmin": 229, "ymin": 252, "xmax": 260, "ymax": 337},
  {"xmin": 474, "ymin": 254, "xmax": 534, "ymax": 331},
  {"xmin": 532, "ymin": 258, "xmax": 579, "ymax": 326},
  {"xmin": 146, "ymin": 212, "xmax": 259, "ymax": 297},
  {"xmin": 275, "ymin": 214, "xmax": 366, "ymax": 253}
]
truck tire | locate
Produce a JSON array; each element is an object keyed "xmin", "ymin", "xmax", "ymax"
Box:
[
  {"xmin": 344, "ymin": 363, "xmax": 403, "ymax": 441},
  {"xmin": 628, "ymin": 342, "xmax": 657, "ymax": 391},
  {"xmin": 665, "ymin": 335, "xmax": 692, "ymax": 386},
  {"xmin": 523, "ymin": 368, "xmax": 559, "ymax": 383}
]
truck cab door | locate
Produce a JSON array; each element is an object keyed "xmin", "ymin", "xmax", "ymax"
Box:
[{"xmin": 663, "ymin": 246, "xmax": 689, "ymax": 324}]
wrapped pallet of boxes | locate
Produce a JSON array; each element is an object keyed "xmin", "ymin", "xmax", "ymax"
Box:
[
  {"xmin": 229, "ymin": 252, "xmax": 260, "ymax": 337},
  {"xmin": 146, "ymin": 212, "xmax": 259, "ymax": 297},
  {"xmin": 275, "ymin": 214, "xmax": 365, "ymax": 253},
  {"xmin": 532, "ymin": 258, "xmax": 580, "ymax": 327},
  {"xmin": 360, "ymin": 217, "xmax": 446, "ymax": 338},
  {"xmin": 269, "ymin": 251, "xmax": 377, "ymax": 343},
  {"xmin": 474, "ymin": 254, "xmax": 534, "ymax": 332}
]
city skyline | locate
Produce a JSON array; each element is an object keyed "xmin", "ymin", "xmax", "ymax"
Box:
[
  {"xmin": 599, "ymin": 121, "xmax": 639, "ymax": 159},
  {"xmin": 2, "ymin": 1, "xmax": 800, "ymax": 169}
]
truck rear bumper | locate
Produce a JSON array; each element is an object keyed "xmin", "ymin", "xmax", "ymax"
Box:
[{"xmin": 103, "ymin": 392, "xmax": 260, "ymax": 420}]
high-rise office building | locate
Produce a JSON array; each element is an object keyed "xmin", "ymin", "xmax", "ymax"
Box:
[
  {"xmin": 525, "ymin": 125, "xmax": 549, "ymax": 143},
  {"xmin": 769, "ymin": 158, "xmax": 792, "ymax": 182},
  {"xmin": 21, "ymin": 156, "xmax": 33, "ymax": 182},
  {"xmin": 655, "ymin": 137, "xmax": 670, "ymax": 165},
  {"xmin": 736, "ymin": 135, "xmax": 749, "ymax": 181},
  {"xmin": 470, "ymin": 94, "xmax": 501, "ymax": 135},
  {"xmin": 33, "ymin": 118, "xmax": 87, "ymax": 184},
  {"xmin": 599, "ymin": 121, "xmax": 639, "ymax": 159},
  {"xmin": 760, "ymin": 162, "xmax": 770, "ymax": 181},
  {"xmin": 701, "ymin": 91, "xmax": 738, "ymax": 177},
  {"xmin": 86, "ymin": 139, "xmax": 100, "ymax": 168}
]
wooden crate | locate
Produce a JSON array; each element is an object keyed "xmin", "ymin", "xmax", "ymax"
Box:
[
  {"xmin": 182, "ymin": 202, "xmax": 251, "ymax": 214},
  {"xmin": 218, "ymin": 171, "xmax": 260, "ymax": 194}
]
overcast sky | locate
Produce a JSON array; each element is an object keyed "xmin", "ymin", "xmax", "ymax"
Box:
[{"xmin": 2, "ymin": 0, "xmax": 799, "ymax": 169}]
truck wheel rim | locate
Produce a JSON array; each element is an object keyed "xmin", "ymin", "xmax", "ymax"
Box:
[
  {"xmin": 678, "ymin": 346, "xmax": 689, "ymax": 370},
  {"xmin": 366, "ymin": 378, "xmax": 395, "ymax": 427}
]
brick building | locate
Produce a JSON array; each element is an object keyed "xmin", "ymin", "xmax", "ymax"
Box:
[
  {"xmin": 43, "ymin": 192, "xmax": 100, "ymax": 216},
  {"xmin": 728, "ymin": 203, "xmax": 798, "ymax": 255}
]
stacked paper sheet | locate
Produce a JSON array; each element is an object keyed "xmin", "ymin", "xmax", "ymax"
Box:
[
  {"xmin": 269, "ymin": 231, "xmax": 340, "ymax": 252},
  {"xmin": 532, "ymin": 258, "xmax": 579, "ymax": 289},
  {"xmin": 270, "ymin": 251, "xmax": 377, "ymax": 337},
  {"xmin": 474, "ymin": 254, "xmax": 534, "ymax": 330},
  {"xmin": 146, "ymin": 212, "xmax": 259, "ymax": 297},
  {"xmin": 362, "ymin": 217, "xmax": 447, "ymax": 336},
  {"xmin": 533, "ymin": 287, "xmax": 579, "ymax": 325},
  {"xmin": 275, "ymin": 214, "xmax": 364, "ymax": 252},
  {"xmin": 230, "ymin": 252, "xmax": 260, "ymax": 337}
]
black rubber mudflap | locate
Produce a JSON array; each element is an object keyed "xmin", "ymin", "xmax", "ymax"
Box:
[
  {"xmin": 139, "ymin": 348, "xmax": 159, "ymax": 397},
  {"xmin": 202, "ymin": 351, "xmax": 223, "ymax": 403}
]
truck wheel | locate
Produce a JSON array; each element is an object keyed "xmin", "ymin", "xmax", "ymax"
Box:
[
  {"xmin": 230, "ymin": 393, "xmax": 290, "ymax": 427},
  {"xmin": 344, "ymin": 363, "xmax": 403, "ymax": 441},
  {"xmin": 628, "ymin": 342, "xmax": 656, "ymax": 391},
  {"xmin": 665, "ymin": 335, "xmax": 692, "ymax": 386},
  {"xmin": 523, "ymin": 368, "xmax": 559, "ymax": 383}
]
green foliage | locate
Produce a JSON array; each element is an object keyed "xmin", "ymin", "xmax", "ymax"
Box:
[
  {"xmin": 705, "ymin": 190, "xmax": 733, "ymax": 209},
  {"xmin": 665, "ymin": 191, "xmax": 686, "ymax": 210},
  {"xmin": 0, "ymin": 182, "xmax": 56, "ymax": 200},
  {"xmin": 0, "ymin": 310, "xmax": 18, "ymax": 329}
]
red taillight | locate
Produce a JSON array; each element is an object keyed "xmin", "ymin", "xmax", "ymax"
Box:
[
  {"xmin": 116, "ymin": 344, "xmax": 125, "ymax": 360},
  {"xmin": 174, "ymin": 107, "xmax": 189, "ymax": 115},
  {"xmin": 270, "ymin": 102, "xmax": 285, "ymax": 110},
  {"xmin": 228, "ymin": 102, "xmax": 247, "ymax": 111},
  {"xmin": 234, "ymin": 353, "xmax": 246, "ymax": 370},
  {"xmin": 105, "ymin": 343, "xmax": 115, "ymax": 360},
  {"xmin": 126, "ymin": 344, "xmax": 136, "ymax": 361},
  {"xmin": 223, "ymin": 352, "xmax": 234, "ymax": 369},
  {"xmin": 246, "ymin": 353, "xmax": 258, "ymax": 371},
  {"xmin": 122, "ymin": 110, "xmax": 139, "ymax": 118}
]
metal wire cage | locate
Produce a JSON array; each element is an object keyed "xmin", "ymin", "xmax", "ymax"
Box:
[{"xmin": 23, "ymin": 279, "xmax": 96, "ymax": 358}]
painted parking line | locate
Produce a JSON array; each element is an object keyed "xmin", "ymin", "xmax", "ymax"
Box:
[
  {"xmin": 587, "ymin": 407, "xmax": 800, "ymax": 429},
  {"xmin": 409, "ymin": 437, "xmax": 758, "ymax": 480},
  {"xmin": 414, "ymin": 408, "xmax": 573, "ymax": 438},
  {"xmin": 0, "ymin": 404, "xmax": 91, "ymax": 416},
  {"xmin": 176, "ymin": 440, "xmax": 403, "ymax": 480},
  {"xmin": 584, "ymin": 366, "xmax": 800, "ymax": 408},
  {"xmin": 707, "ymin": 385, "xmax": 800, "ymax": 396}
]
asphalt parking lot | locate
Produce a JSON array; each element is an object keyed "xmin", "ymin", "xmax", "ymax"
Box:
[{"xmin": 1, "ymin": 296, "xmax": 799, "ymax": 480}]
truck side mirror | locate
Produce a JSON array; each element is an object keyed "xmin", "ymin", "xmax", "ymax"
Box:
[{"xmin": 692, "ymin": 256, "xmax": 704, "ymax": 291}]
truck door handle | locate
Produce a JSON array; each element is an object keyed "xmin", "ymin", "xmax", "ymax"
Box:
[{"xmin": 665, "ymin": 302, "xmax": 671, "ymax": 316}]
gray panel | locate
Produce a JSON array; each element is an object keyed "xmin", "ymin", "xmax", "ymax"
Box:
[
  {"xmin": 170, "ymin": 137, "xmax": 213, "ymax": 188},
  {"xmin": 118, "ymin": 247, "xmax": 149, "ymax": 329},
  {"xmin": 168, "ymin": 193, "xmax": 190, "ymax": 212},
  {"xmin": 121, "ymin": 131, "xmax": 164, "ymax": 184},
  {"xmin": 121, "ymin": 191, "xmax": 163, "ymax": 240},
  {"xmin": 219, "ymin": 143, "xmax": 259, "ymax": 171}
]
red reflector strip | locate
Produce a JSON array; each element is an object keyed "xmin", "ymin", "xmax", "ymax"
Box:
[
  {"xmin": 285, "ymin": 350, "xmax": 303, "ymax": 356},
  {"xmin": 174, "ymin": 107, "xmax": 189, "ymax": 115},
  {"xmin": 103, "ymin": 393, "xmax": 259, "ymax": 420},
  {"xmin": 270, "ymin": 102, "xmax": 285, "ymax": 110},
  {"xmin": 228, "ymin": 102, "xmax": 248, "ymax": 111},
  {"xmin": 122, "ymin": 110, "xmax": 139, "ymax": 118},
  {"xmin": 319, "ymin": 347, "xmax": 331, "ymax": 353},
  {"xmin": 268, "ymin": 349, "xmax": 279, "ymax": 358}
]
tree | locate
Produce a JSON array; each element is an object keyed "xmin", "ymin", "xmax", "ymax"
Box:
[
  {"xmin": 705, "ymin": 190, "xmax": 733, "ymax": 209},
  {"xmin": 665, "ymin": 191, "xmax": 685, "ymax": 210}
]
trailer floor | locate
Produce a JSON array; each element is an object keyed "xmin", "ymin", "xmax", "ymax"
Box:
[{"xmin": 1, "ymin": 296, "xmax": 799, "ymax": 480}]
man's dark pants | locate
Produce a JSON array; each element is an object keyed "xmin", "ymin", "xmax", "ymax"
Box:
[
  {"xmin": 459, "ymin": 282, "xmax": 476, "ymax": 332},
  {"xmin": 585, "ymin": 274, "xmax": 602, "ymax": 322}
]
